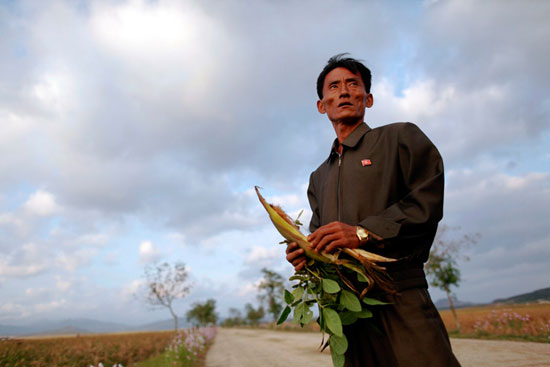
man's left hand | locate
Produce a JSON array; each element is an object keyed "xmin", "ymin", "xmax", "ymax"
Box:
[{"xmin": 307, "ymin": 221, "xmax": 359, "ymax": 253}]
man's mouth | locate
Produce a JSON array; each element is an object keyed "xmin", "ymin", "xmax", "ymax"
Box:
[{"xmin": 338, "ymin": 102, "xmax": 353, "ymax": 107}]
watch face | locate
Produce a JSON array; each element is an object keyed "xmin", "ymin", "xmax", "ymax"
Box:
[{"xmin": 357, "ymin": 227, "xmax": 368, "ymax": 241}]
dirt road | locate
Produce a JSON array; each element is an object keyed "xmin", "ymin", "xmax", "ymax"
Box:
[{"xmin": 205, "ymin": 328, "xmax": 550, "ymax": 367}]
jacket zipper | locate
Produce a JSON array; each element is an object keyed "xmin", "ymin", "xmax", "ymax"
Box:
[{"xmin": 337, "ymin": 152, "xmax": 343, "ymax": 221}]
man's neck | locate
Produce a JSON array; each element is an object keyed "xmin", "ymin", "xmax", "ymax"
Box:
[{"xmin": 331, "ymin": 120, "xmax": 362, "ymax": 153}]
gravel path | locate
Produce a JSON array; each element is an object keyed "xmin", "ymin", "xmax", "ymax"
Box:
[{"xmin": 206, "ymin": 328, "xmax": 550, "ymax": 367}]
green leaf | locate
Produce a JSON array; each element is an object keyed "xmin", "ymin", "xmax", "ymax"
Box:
[
  {"xmin": 323, "ymin": 307, "xmax": 343, "ymax": 336},
  {"xmin": 355, "ymin": 308, "xmax": 373, "ymax": 319},
  {"xmin": 322, "ymin": 279, "xmax": 341, "ymax": 294},
  {"xmin": 293, "ymin": 286, "xmax": 305, "ymax": 301},
  {"xmin": 331, "ymin": 348, "xmax": 345, "ymax": 367},
  {"xmin": 340, "ymin": 290, "xmax": 362, "ymax": 312},
  {"xmin": 339, "ymin": 311, "xmax": 358, "ymax": 326},
  {"xmin": 329, "ymin": 334, "xmax": 348, "ymax": 355},
  {"xmin": 362, "ymin": 297, "xmax": 390, "ymax": 306},
  {"xmin": 284, "ymin": 289, "xmax": 294, "ymax": 304},
  {"xmin": 277, "ymin": 306, "xmax": 291, "ymax": 325},
  {"xmin": 318, "ymin": 307, "xmax": 325, "ymax": 330},
  {"xmin": 356, "ymin": 272, "xmax": 369, "ymax": 283},
  {"xmin": 302, "ymin": 305, "xmax": 314, "ymax": 325},
  {"xmin": 293, "ymin": 302, "xmax": 305, "ymax": 324}
]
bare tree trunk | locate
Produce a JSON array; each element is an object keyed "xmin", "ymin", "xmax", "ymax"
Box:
[
  {"xmin": 446, "ymin": 291, "xmax": 461, "ymax": 331},
  {"xmin": 168, "ymin": 303, "xmax": 179, "ymax": 331}
]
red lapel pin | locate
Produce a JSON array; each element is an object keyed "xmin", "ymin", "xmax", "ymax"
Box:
[{"xmin": 361, "ymin": 159, "xmax": 372, "ymax": 167}]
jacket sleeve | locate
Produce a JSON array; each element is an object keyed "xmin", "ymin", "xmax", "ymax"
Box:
[
  {"xmin": 307, "ymin": 171, "xmax": 321, "ymax": 233},
  {"xmin": 358, "ymin": 123, "xmax": 444, "ymax": 241}
]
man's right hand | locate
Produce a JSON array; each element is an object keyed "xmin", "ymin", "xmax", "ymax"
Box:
[{"xmin": 286, "ymin": 242, "xmax": 307, "ymax": 272}]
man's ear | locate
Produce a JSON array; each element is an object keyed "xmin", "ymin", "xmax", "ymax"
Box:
[
  {"xmin": 366, "ymin": 93, "xmax": 373, "ymax": 108},
  {"xmin": 317, "ymin": 100, "xmax": 326, "ymax": 114}
]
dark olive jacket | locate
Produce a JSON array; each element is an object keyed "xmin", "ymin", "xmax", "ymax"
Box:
[{"xmin": 308, "ymin": 122, "xmax": 444, "ymax": 286}]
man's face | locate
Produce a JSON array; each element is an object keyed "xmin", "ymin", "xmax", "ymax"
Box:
[{"xmin": 317, "ymin": 67, "xmax": 373, "ymax": 125}]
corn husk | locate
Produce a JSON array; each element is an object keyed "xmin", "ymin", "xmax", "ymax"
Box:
[{"xmin": 255, "ymin": 186, "xmax": 397, "ymax": 295}]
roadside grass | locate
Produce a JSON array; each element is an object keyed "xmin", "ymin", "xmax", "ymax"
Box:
[
  {"xmin": 137, "ymin": 326, "xmax": 216, "ymax": 367},
  {"xmin": 439, "ymin": 302, "xmax": 550, "ymax": 343},
  {"xmin": 242, "ymin": 302, "xmax": 550, "ymax": 343},
  {"xmin": 0, "ymin": 330, "xmax": 174, "ymax": 367},
  {"xmin": 0, "ymin": 327, "xmax": 217, "ymax": 367}
]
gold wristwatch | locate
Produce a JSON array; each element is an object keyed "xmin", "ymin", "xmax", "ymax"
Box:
[{"xmin": 356, "ymin": 226, "xmax": 369, "ymax": 245}]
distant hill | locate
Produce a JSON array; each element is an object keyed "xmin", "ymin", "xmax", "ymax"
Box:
[
  {"xmin": 130, "ymin": 318, "xmax": 187, "ymax": 332},
  {"xmin": 492, "ymin": 287, "xmax": 550, "ymax": 304},
  {"xmin": 0, "ymin": 317, "xmax": 188, "ymax": 337},
  {"xmin": 434, "ymin": 297, "xmax": 476, "ymax": 310},
  {"xmin": 39, "ymin": 326, "xmax": 91, "ymax": 335}
]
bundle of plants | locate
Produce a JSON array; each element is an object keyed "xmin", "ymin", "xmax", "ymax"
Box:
[{"xmin": 256, "ymin": 186, "xmax": 397, "ymax": 367}]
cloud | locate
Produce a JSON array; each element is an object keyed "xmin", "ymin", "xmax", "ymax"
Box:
[
  {"xmin": 0, "ymin": 243, "xmax": 48, "ymax": 277},
  {"xmin": 0, "ymin": 0, "xmax": 548, "ymax": 324},
  {"xmin": 244, "ymin": 246, "xmax": 280, "ymax": 265},
  {"xmin": 237, "ymin": 279, "xmax": 262, "ymax": 298},
  {"xmin": 55, "ymin": 276, "xmax": 72, "ymax": 292},
  {"xmin": 55, "ymin": 248, "xmax": 97, "ymax": 272},
  {"xmin": 121, "ymin": 279, "xmax": 144, "ymax": 300},
  {"xmin": 23, "ymin": 190, "xmax": 62, "ymax": 216},
  {"xmin": 139, "ymin": 240, "xmax": 162, "ymax": 264}
]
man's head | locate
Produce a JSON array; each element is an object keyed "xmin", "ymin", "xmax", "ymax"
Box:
[
  {"xmin": 316, "ymin": 54, "xmax": 372, "ymax": 100},
  {"xmin": 316, "ymin": 54, "xmax": 373, "ymax": 126}
]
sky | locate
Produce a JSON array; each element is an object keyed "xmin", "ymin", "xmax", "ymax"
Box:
[{"xmin": 1, "ymin": 0, "xmax": 549, "ymax": 326}]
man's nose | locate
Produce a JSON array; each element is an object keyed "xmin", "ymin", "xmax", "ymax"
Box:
[{"xmin": 340, "ymin": 82, "xmax": 350, "ymax": 96}]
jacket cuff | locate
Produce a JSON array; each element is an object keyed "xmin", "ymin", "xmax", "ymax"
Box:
[{"xmin": 359, "ymin": 216, "xmax": 401, "ymax": 239}]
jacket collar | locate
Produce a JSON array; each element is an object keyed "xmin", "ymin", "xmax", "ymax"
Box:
[{"xmin": 329, "ymin": 122, "xmax": 371, "ymax": 159}]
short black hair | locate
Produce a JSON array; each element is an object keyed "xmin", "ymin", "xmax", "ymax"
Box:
[{"xmin": 316, "ymin": 53, "xmax": 372, "ymax": 99}]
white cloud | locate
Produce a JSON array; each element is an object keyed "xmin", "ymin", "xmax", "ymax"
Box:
[
  {"xmin": 31, "ymin": 72, "xmax": 74, "ymax": 114},
  {"xmin": 55, "ymin": 248, "xmax": 97, "ymax": 272},
  {"xmin": 121, "ymin": 279, "xmax": 144, "ymax": 300},
  {"xmin": 0, "ymin": 243, "xmax": 48, "ymax": 277},
  {"xmin": 75, "ymin": 233, "xmax": 109, "ymax": 247},
  {"xmin": 244, "ymin": 246, "xmax": 280, "ymax": 265},
  {"xmin": 25, "ymin": 287, "xmax": 48, "ymax": 297},
  {"xmin": 139, "ymin": 240, "xmax": 162, "ymax": 264},
  {"xmin": 0, "ymin": 0, "xmax": 548, "ymax": 324},
  {"xmin": 237, "ymin": 279, "xmax": 262, "ymax": 298},
  {"xmin": 23, "ymin": 190, "xmax": 61, "ymax": 216},
  {"xmin": 35, "ymin": 299, "xmax": 67, "ymax": 313},
  {"xmin": 55, "ymin": 276, "xmax": 72, "ymax": 292},
  {"xmin": 90, "ymin": 0, "xmax": 200, "ymax": 58}
]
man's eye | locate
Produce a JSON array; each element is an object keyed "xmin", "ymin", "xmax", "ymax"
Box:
[{"xmin": 329, "ymin": 84, "xmax": 338, "ymax": 89}]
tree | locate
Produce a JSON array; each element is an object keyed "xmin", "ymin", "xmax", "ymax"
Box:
[
  {"xmin": 426, "ymin": 252, "xmax": 462, "ymax": 329},
  {"xmin": 257, "ymin": 268, "xmax": 285, "ymax": 322},
  {"xmin": 221, "ymin": 307, "xmax": 244, "ymax": 327},
  {"xmin": 144, "ymin": 262, "xmax": 191, "ymax": 331},
  {"xmin": 186, "ymin": 299, "xmax": 218, "ymax": 326},
  {"xmin": 245, "ymin": 303, "xmax": 265, "ymax": 326},
  {"xmin": 425, "ymin": 225, "xmax": 479, "ymax": 331}
]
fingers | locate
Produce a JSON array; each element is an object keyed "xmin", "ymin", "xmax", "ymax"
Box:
[
  {"xmin": 285, "ymin": 241, "xmax": 300, "ymax": 255},
  {"xmin": 307, "ymin": 221, "xmax": 360, "ymax": 253},
  {"xmin": 286, "ymin": 242, "xmax": 306, "ymax": 271},
  {"xmin": 313, "ymin": 232, "xmax": 341, "ymax": 253},
  {"xmin": 294, "ymin": 259, "xmax": 306, "ymax": 272}
]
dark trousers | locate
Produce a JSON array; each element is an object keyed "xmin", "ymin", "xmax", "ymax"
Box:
[{"xmin": 344, "ymin": 288, "xmax": 461, "ymax": 367}]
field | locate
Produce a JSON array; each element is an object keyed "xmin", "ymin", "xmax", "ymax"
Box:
[
  {"xmin": 0, "ymin": 331, "xmax": 174, "ymax": 367},
  {"xmin": 2, "ymin": 304, "xmax": 548, "ymax": 366},
  {"xmin": 439, "ymin": 302, "xmax": 550, "ymax": 342},
  {"xmin": 0, "ymin": 327, "xmax": 216, "ymax": 367}
]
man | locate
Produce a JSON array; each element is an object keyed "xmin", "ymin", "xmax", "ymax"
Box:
[{"xmin": 286, "ymin": 54, "xmax": 461, "ymax": 367}]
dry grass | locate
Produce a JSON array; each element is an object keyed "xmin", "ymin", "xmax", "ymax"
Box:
[
  {"xmin": 0, "ymin": 330, "xmax": 175, "ymax": 367},
  {"xmin": 439, "ymin": 302, "xmax": 550, "ymax": 342}
]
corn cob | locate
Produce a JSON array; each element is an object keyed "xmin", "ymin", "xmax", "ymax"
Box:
[{"xmin": 255, "ymin": 186, "xmax": 397, "ymax": 295}]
